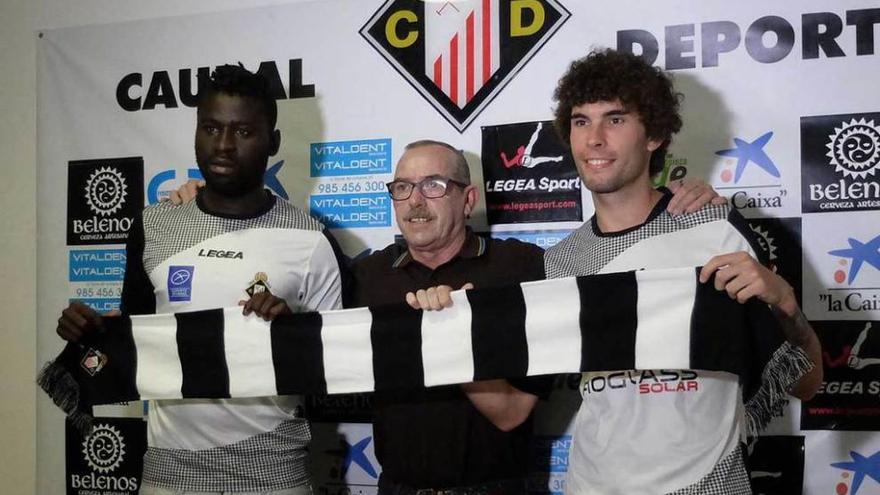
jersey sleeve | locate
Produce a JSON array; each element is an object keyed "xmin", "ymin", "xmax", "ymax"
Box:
[
  {"xmin": 300, "ymin": 229, "xmax": 349, "ymax": 311},
  {"xmin": 119, "ymin": 214, "xmax": 156, "ymax": 316}
]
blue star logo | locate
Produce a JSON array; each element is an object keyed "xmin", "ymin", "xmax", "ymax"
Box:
[
  {"xmin": 264, "ymin": 160, "xmax": 289, "ymax": 200},
  {"xmin": 828, "ymin": 234, "xmax": 880, "ymax": 284},
  {"xmin": 326, "ymin": 436, "xmax": 378, "ymax": 479},
  {"xmin": 831, "ymin": 450, "xmax": 880, "ymax": 494},
  {"xmin": 715, "ymin": 131, "xmax": 781, "ymax": 183}
]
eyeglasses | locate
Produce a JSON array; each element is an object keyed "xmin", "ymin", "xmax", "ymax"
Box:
[{"xmin": 386, "ymin": 176, "xmax": 468, "ymax": 200}]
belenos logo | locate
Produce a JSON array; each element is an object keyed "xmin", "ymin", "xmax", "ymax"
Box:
[
  {"xmin": 66, "ymin": 417, "xmax": 145, "ymax": 494},
  {"xmin": 82, "ymin": 424, "xmax": 126, "ymax": 474},
  {"xmin": 361, "ymin": 0, "xmax": 570, "ymax": 131},
  {"xmin": 67, "ymin": 157, "xmax": 144, "ymax": 246},
  {"xmin": 826, "ymin": 118, "xmax": 880, "ymax": 180},
  {"xmin": 802, "ymin": 112, "xmax": 880, "ymax": 213},
  {"xmin": 84, "ymin": 167, "xmax": 128, "ymax": 216}
]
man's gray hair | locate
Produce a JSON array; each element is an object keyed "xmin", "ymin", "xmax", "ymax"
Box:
[{"xmin": 404, "ymin": 139, "xmax": 471, "ymax": 185}]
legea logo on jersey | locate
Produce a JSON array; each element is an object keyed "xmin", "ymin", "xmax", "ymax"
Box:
[
  {"xmin": 360, "ymin": 0, "xmax": 570, "ymax": 132},
  {"xmin": 167, "ymin": 265, "xmax": 194, "ymax": 302},
  {"xmin": 801, "ymin": 112, "xmax": 880, "ymax": 213},
  {"xmin": 714, "ymin": 131, "xmax": 788, "ymax": 211},
  {"xmin": 830, "ymin": 450, "xmax": 880, "ymax": 495}
]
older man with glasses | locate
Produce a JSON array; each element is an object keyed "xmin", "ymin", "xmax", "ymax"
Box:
[{"xmin": 352, "ymin": 139, "xmax": 552, "ymax": 495}]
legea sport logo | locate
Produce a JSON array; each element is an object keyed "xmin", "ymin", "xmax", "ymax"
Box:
[
  {"xmin": 360, "ymin": 0, "xmax": 570, "ymax": 132},
  {"xmin": 801, "ymin": 112, "xmax": 880, "ymax": 213}
]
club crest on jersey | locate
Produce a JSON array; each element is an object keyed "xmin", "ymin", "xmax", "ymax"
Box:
[
  {"xmin": 246, "ymin": 272, "xmax": 271, "ymax": 297},
  {"xmin": 360, "ymin": 0, "xmax": 570, "ymax": 132},
  {"xmin": 80, "ymin": 348, "xmax": 108, "ymax": 376}
]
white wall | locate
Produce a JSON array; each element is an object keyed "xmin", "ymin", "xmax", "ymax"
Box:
[{"xmin": 0, "ymin": 2, "xmax": 306, "ymax": 494}]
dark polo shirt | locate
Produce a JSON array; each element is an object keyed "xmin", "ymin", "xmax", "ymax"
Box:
[{"xmin": 351, "ymin": 230, "xmax": 550, "ymax": 489}]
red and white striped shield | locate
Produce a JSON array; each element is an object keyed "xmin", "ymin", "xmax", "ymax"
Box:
[{"xmin": 425, "ymin": 0, "xmax": 501, "ymax": 109}]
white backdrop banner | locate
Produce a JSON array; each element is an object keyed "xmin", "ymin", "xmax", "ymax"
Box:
[{"xmin": 37, "ymin": 0, "xmax": 880, "ymax": 494}]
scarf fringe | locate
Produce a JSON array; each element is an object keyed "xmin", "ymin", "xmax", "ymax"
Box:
[
  {"xmin": 36, "ymin": 360, "xmax": 93, "ymax": 436},
  {"xmin": 744, "ymin": 342, "xmax": 814, "ymax": 437}
]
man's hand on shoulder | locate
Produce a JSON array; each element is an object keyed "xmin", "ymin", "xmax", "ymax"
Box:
[
  {"xmin": 239, "ymin": 290, "xmax": 293, "ymax": 321},
  {"xmin": 406, "ymin": 283, "xmax": 474, "ymax": 311},
  {"xmin": 56, "ymin": 302, "xmax": 119, "ymax": 342},
  {"xmin": 666, "ymin": 177, "xmax": 727, "ymax": 216},
  {"xmin": 699, "ymin": 251, "xmax": 797, "ymax": 314},
  {"xmin": 163, "ymin": 179, "xmax": 204, "ymax": 205}
]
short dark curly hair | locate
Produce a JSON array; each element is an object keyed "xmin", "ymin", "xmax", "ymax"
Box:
[
  {"xmin": 553, "ymin": 49, "xmax": 682, "ymax": 176},
  {"xmin": 198, "ymin": 64, "xmax": 278, "ymax": 130}
]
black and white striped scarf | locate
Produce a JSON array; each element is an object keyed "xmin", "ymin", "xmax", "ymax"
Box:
[{"xmin": 39, "ymin": 267, "xmax": 808, "ymax": 434}]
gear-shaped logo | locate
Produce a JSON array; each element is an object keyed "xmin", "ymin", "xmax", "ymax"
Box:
[
  {"xmin": 749, "ymin": 224, "xmax": 778, "ymax": 262},
  {"xmin": 84, "ymin": 167, "xmax": 128, "ymax": 216},
  {"xmin": 825, "ymin": 118, "xmax": 880, "ymax": 180},
  {"xmin": 82, "ymin": 423, "xmax": 126, "ymax": 473}
]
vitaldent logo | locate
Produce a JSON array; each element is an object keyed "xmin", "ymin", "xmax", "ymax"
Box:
[
  {"xmin": 802, "ymin": 112, "xmax": 880, "ymax": 213},
  {"xmin": 715, "ymin": 131, "xmax": 788, "ymax": 211},
  {"xmin": 361, "ymin": 0, "xmax": 570, "ymax": 132}
]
